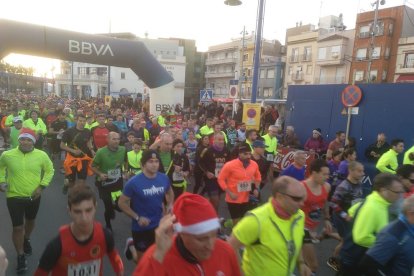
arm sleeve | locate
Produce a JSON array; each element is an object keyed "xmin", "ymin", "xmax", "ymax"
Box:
[
  {"xmin": 0, "ymin": 154, "xmax": 7, "ymax": 183},
  {"xmin": 232, "ymin": 215, "xmax": 260, "ymax": 246},
  {"xmin": 103, "ymin": 228, "xmax": 124, "ymax": 274},
  {"xmin": 35, "ymin": 236, "xmax": 62, "ymax": 274},
  {"xmin": 364, "ymin": 231, "xmax": 400, "ymax": 265},
  {"xmin": 376, "ymin": 154, "xmax": 395, "ymax": 174},
  {"xmin": 40, "ymin": 119, "xmax": 48, "ymax": 134},
  {"xmin": 123, "ymin": 180, "xmax": 135, "ymax": 198},
  {"xmin": 40, "ymin": 153, "xmax": 55, "ymax": 186},
  {"xmin": 352, "ymin": 206, "xmax": 379, "ymax": 247},
  {"xmin": 134, "ymin": 247, "xmax": 168, "ymax": 276},
  {"xmin": 217, "ymin": 163, "xmax": 231, "ymax": 191},
  {"xmin": 331, "ymin": 184, "xmax": 347, "ymax": 213}
]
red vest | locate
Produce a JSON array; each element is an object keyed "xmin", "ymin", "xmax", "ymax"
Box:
[{"xmin": 51, "ymin": 222, "xmax": 107, "ymax": 276}]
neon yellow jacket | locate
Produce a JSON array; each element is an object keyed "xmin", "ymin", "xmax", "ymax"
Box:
[
  {"xmin": 196, "ymin": 125, "xmax": 214, "ymax": 139},
  {"xmin": 0, "ymin": 148, "xmax": 54, "ymax": 198},
  {"xmin": 127, "ymin": 150, "xmax": 143, "ymax": 170},
  {"xmin": 157, "ymin": 115, "xmax": 166, "ymax": 127},
  {"xmin": 403, "ymin": 145, "xmax": 414, "ymax": 165},
  {"xmin": 348, "ymin": 191, "xmax": 390, "ymax": 248},
  {"xmin": 23, "ymin": 118, "xmax": 48, "ymax": 135},
  {"xmin": 376, "ymin": 149, "xmax": 398, "ymax": 174},
  {"xmin": 233, "ymin": 200, "xmax": 305, "ymax": 276},
  {"xmin": 262, "ymin": 134, "xmax": 278, "ymax": 155}
]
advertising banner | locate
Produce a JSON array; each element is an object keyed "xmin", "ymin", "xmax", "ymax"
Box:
[{"xmin": 273, "ymin": 147, "xmax": 315, "ymax": 174}]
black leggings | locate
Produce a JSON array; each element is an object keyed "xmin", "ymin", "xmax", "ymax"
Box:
[{"xmin": 193, "ymin": 169, "xmax": 204, "ymax": 194}]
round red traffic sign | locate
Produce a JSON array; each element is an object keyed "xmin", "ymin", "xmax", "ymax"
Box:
[{"xmin": 341, "ymin": 85, "xmax": 362, "ymax": 107}]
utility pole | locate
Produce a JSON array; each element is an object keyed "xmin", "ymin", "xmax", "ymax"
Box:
[
  {"xmin": 251, "ymin": 0, "xmax": 265, "ymax": 103},
  {"xmin": 239, "ymin": 26, "xmax": 247, "ymax": 99},
  {"xmin": 367, "ymin": 0, "xmax": 382, "ymax": 83}
]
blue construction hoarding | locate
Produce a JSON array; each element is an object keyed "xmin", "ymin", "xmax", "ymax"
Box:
[{"xmin": 285, "ymin": 83, "xmax": 414, "ymax": 190}]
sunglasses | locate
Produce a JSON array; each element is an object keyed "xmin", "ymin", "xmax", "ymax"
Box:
[{"xmin": 279, "ymin": 192, "xmax": 305, "ymax": 202}]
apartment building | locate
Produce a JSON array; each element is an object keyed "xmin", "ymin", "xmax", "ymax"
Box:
[
  {"xmin": 283, "ymin": 24, "xmax": 318, "ymax": 97},
  {"xmin": 350, "ymin": 5, "xmax": 414, "ymax": 83},
  {"xmin": 394, "ymin": 36, "xmax": 414, "ymax": 82}
]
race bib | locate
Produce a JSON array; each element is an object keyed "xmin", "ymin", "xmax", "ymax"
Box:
[
  {"xmin": 107, "ymin": 168, "xmax": 121, "ymax": 180},
  {"xmin": 237, "ymin": 181, "xmax": 251, "ymax": 192},
  {"xmin": 173, "ymin": 171, "xmax": 184, "ymax": 181},
  {"xmin": 68, "ymin": 259, "xmax": 100, "ymax": 276},
  {"xmin": 266, "ymin": 153, "xmax": 274, "ymax": 162},
  {"xmin": 215, "ymin": 162, "xmax": 224, "ymax": 177}
]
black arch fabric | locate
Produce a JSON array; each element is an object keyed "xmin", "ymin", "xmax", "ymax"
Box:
[{"xmin": 0, "ymin": 19, "xmax": 174, "ymax": 89}]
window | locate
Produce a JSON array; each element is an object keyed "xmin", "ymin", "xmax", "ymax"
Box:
[
  {"xmin": 372, "ymin": 46, "xmax": 381, "ymax": 59},
  {"xmin": 288, "ymin": 66, "xmax": 293, "ymax": 75},
  {"xmin": 267, "ymin": 69, "xmax": 275, "ymax": 78},
  {"xmin": 385, "ymin": 47, "xmax": 390, "ymax": 59},
  {"xmin": 388, "ymin": 23, "xmax": 394, "ymax": 36},
  {"xmin": 247, "ymin": 69, "xmax": 251, "ymax": 76},
  {"xmin": 382, "ymin": 70, "xmax": 387, "ymax": 81},
  {"xmin": 243, "ymin": 54, "xmax": 248, "ymax": 62},
  {"xmin": 405, "ymin": 53, "xmax": 414, "ymax": 68},
  {"xmin": 121, "ymin": 72, "xmax": 125, "ymax": 79},
  {"xmin": 355, "ymin": 70, "xmax": 364, "ymax": 81},
  {"xmin": 79, "ymin": 67, "xmax": 87, "ymax": 75},
  {"xmin": 359, "ymin": 25, "xmax": 370, "ymax": 38},
  {"xmin": 260, "ymin": 69, "xmax": 266, "ymax": 79},
  {"xmin": 263, "ymin": 87, "xmax": 273, "ymax": 97},
  {"xmin": 369, "ymin": 70, "xmax": 378, "ymax": 81},
  {"xmin": 331, "ymin": 45, "xmax": 341, "ymax": 58},
  {"xmin": 374, "ymin": 21, "xmax": 384, "ymax": 36},
  {"xmin": 225, "ymin": 53, "xmax": 228, "ymax": 58},
  {"xmin": 210, "ymin": 83, "xmax": 215, "ymax": 89},
  {"xmin": 356, "ymin": 48, "xmax": 367, "ymax": 60},
  {"xmin": 318, "ymin": 47, "xmax": 327, "ymax": 60},
  {"xmin": 306, "ymin": 65, "xmax": 312, "ymax": 75},
  {"xmin": 304, "ymin": 47, "xmax": 312, "ymax": 61},
  {"xmin": 291, "ymin": 48, "xmax": 299, "ymax": 62}
]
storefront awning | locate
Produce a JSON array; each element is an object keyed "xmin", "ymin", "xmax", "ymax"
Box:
[{"xmin": 396, "ymin": 74, "xmax": 414, "ymax": 83}]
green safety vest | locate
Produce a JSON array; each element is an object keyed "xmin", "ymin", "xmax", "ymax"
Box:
[{"xmin": 196, "ymin": 125, "xmax": 214, "ymax": 139}]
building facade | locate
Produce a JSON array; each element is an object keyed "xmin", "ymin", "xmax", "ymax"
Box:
[{"xmin": 350, "ymin": 5, "xmax": 414, "ymax": 83}]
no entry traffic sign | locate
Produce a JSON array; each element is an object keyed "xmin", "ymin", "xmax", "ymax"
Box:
[{"xmin": 341, "ymin": 85, "xmax": 362, "ymax": 107}]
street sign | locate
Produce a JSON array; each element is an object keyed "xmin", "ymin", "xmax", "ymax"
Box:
[
  {"xmin": 200, "ymin": 89, "xmax": 213, "ymax": 102},
  {"xmin": 341, "ymin": 85, "xmax": 362, "ymax": 107}
]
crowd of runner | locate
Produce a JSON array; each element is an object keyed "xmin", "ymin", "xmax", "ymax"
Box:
[{"xmin": 0, "ymin": 94, "xmax": 413, "ymax": 275}]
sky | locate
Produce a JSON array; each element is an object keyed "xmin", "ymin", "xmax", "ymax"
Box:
[{"xmin": 0, "ymin": 0, "xmax": 410, "ymax": 77}]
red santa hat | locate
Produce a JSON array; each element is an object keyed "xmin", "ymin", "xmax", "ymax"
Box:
[
  {"xmin": 18, "ymin": 128, "xmax": 36, "ymax": 143},
  {"xmin": 173, "ymin": 193, "xmax": 220, "ymax": 235}
]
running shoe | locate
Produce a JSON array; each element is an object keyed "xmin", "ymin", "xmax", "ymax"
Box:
[
  {"xmin": 124, "ymin": 237, "xmax": 134, "ymax": 260},
  {"xmin": 326, "ymin": 256, "xmax": 340, "ymax": 272},
  {"xmin": 16, "ymin": 254, "xmax": 27, "ymax": 274},
  {"xmin": 23, "ymin": 238, "xmax": 32, "ymax": 256}
]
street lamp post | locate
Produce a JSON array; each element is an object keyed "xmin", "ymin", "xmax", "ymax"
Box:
[
  {"xmin": 366, "ymin": 0, "xmax": 385, "ymax": 83},
  {"xmin": 239, "ymin": 26, "xmax": 247, "ymax": 99},
  {"xmin": 251, "ymin": 0, "xmax": 265, "ymax": 103}
]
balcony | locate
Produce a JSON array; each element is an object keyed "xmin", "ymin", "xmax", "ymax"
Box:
[
  {"xmin": 395, "ymin": 63, "xmax": 414, "ymax": 74},
  {"xmin": 314, "ymin": 76, "xmax": 346, "ymax": 84},
  {"xmin": 289, "ymin": 55, "xmax": 299, "ymax": 63},
  {"xmin": 55, "ymin": 74, "xmax": 108, "ymax": 83},
  {"xmin": 205, "ymin": 57, "xmax": 237, "ymax": 65},
  {"xmin": 301, "ymin": 54, "xmax": 312, "ymax": 62},
  {"xmin": 205, "ymin": 71, "xmax": 235, "ymax": 78},
  {"xmin": 291, "ymin": 72, "xmax": 304, "ymax": 81}
]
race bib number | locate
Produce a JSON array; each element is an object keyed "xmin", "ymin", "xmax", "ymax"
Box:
[
  {"xmin": 266, "ymin": 153, "xmax": 274, "ymax": 162},
  {"xmin": 215, "ymin": 162, "xmax": 224, "ymax": 177},
  {"xmin": 107, "ymin": 168, "xmax": 121, "ymax": 180},
  {"xmin": 68, "ymin": 259, "xmax": 100, "ymax": 276},
  {"xmin": 237, "ymin": 181, "xmax": 251, "ymax": 192},
  {"xmin": 173, "ymin": 171, "xmax": 184, "ymax": 181}
]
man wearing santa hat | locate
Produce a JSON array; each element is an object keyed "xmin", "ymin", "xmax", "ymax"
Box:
[
  {"xmin": 0, "ymin": 128, "xmax": 54, "ymax": 274},
  {"xmin": 135, "ymin": 192, "xmax": 241, "ymax": 275}
]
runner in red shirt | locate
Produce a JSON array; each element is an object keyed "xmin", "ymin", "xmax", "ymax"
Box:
[
  {"xmin": 34, "ymin": 185, "xmax": 123, "ymax": 276},
  {"xmin": 301, "ymin": 159, "xmax": 332, "ymax": 274},
  {"xmin": 135, "ymin": 193, "xmax": 241, "ymax": 276},
  {"xmin": 91, "ymin": 113, "xmax": 110, "ymax": 149}
]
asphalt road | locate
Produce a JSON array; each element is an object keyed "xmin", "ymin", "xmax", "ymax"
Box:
[{"xmin": 0, "ymin": 155, "xmax": 337, "ymax": 275}]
